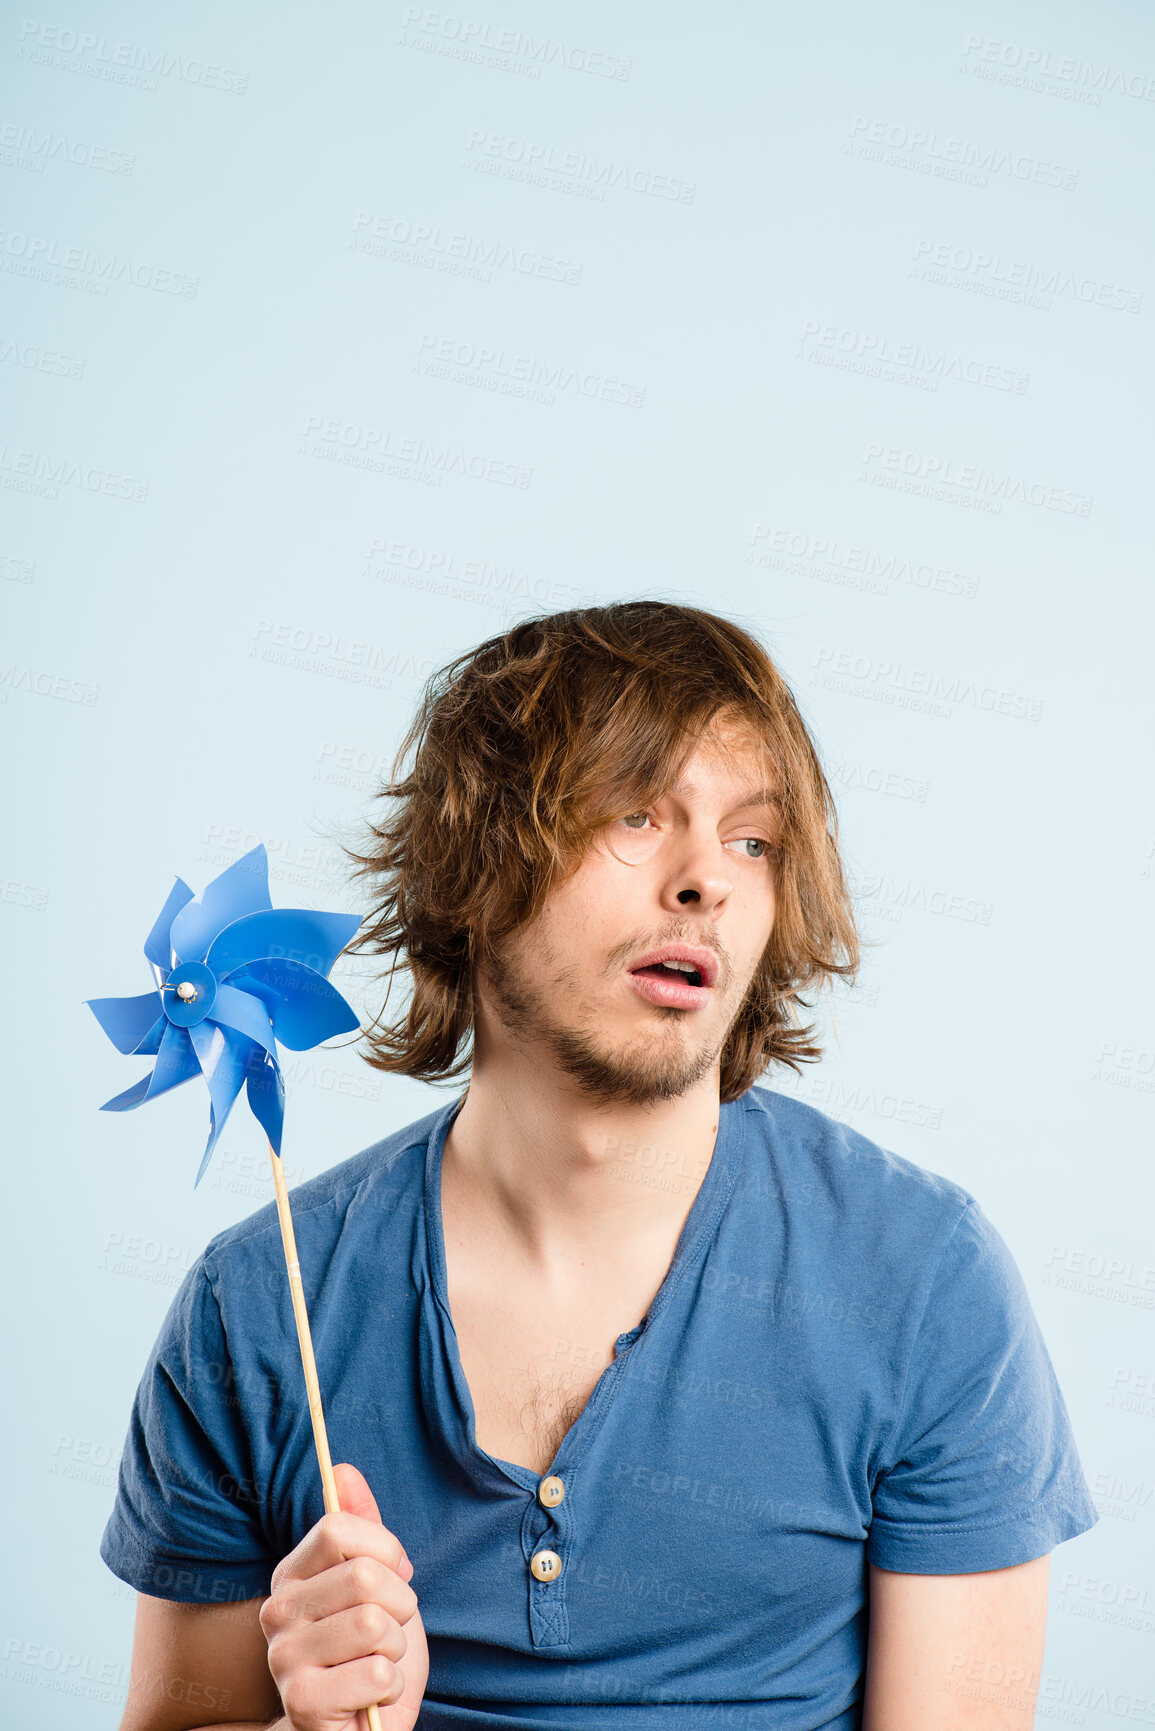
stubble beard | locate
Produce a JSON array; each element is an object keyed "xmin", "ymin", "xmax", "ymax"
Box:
[{"xmin": 481, "ymin": 934, "xmax": 732, "ymax": 1108}]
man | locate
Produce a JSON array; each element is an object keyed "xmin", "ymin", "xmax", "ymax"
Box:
[{"xmin": 103, "ymin": 602, "xmax": 1097, "ymax": 1730}]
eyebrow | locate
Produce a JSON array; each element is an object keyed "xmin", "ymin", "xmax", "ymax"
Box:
[
  {"xmin": 667, "ymin": 778, "xmax": 780, "ymax": 813},
  {"xmin": 731, "ymin": 783, "xmax": 781, "ymax": 812}
]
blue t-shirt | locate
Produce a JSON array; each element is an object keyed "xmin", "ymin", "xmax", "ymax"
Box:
[{"xmin": 101, "ymin": 1086, "xmax": 1098, "ymax": 1729}]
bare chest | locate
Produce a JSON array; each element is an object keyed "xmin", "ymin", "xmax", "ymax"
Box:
[{"xmin": 445, "ymin": 1267, "xmax": 666, "ymax": 1478}]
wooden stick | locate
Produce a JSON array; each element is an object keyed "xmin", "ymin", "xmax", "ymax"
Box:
[{"xmin": 267, "ymin": 1140, "xmax": 385, "ymax": 1731}]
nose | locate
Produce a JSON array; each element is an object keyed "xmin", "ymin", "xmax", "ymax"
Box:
[{"xmin": 659, "ymin": 828, "xmax": 734, "ymax": 916}]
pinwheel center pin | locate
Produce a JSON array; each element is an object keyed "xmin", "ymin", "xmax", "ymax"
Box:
[{"xmin": 162, "ymin": 960, "xmax": 218, "ymax": 1027}]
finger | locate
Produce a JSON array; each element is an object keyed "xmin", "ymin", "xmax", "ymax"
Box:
[
  {"xmin": 268, "ymin": 1555, "xmax": 419, "ymax": 1632},
  {"xmin": 335, "ymin": 1463, "xmax": 414, "ymax": 1581},
  {"xmin": 279, "ymin": 1652, "xmax": 405, "ymax": 1726},
  {"xmin": 333, "ymin": 1462, "xmax": 381, "ymax": 1522},
  {"xmin": 271, "ymin": 1508, "xmax": 409, "ymax": 1591},
  {"xmin": 288, "ymin": 1600, "xmax": 409, "ymax": 1671}
]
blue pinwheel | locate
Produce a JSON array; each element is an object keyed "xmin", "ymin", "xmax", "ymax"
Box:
[{"xmin": 85, "ymin": 845, "xmax": 363, "ymax": 1184}]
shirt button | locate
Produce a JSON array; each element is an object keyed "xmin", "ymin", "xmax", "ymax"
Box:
[
  {"xmin": 538, "ymin": 1474, "xmax": 565, "ymax": 1508},
  {"xmin": 530, "ymin": 1549, "xmax": 563, "ymax": 1582}
]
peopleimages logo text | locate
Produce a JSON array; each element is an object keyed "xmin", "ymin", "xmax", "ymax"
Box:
[
  {"xmin": 912, "ymin": 239, "xmax": 1141, "ymax": 312},
  {"xmin": 862, "ymin": 443, "xmax": 1092, "ymax": 516},
  {"xmin": 960, "ymin": 35, "xmax": 1155, "ymax": 101},
  {"xmin": 850, "ymin": 116, "xmax": 1078, "ymax": 188},
  {"xmin": 400, "ymin": 9, "xmax": 632, "ymax": 79},
  {"xmin": 350, "ymin": 210, "xmax": 582, "ymax": 286},
  {"xmin": 16, "ymin": 19, "xmax": 248, "ymax": 91},
  {"xmin": 463, "ymin": 130, "xmax": 696, "ymax": 202},
  {"xmin": 0, "ymin": 228, "xmax": 198, "ymax": 295},
  {"xmin": 813, "ymin": 647, "xmax": 1043, "ymax": 722}
]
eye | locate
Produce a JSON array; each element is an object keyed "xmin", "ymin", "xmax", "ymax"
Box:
[
  {"xmin": 621, "ymin": 812, "xmax": 651, "ymax": 830},
  {"xmin": 728, "ymin": 837, "xmax": 769, "ymax": 859}
]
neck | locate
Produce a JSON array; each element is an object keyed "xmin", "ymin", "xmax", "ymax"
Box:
[{"xmin": 442, "ymin": 1041, "xmax": 723, "ymax": 1266}]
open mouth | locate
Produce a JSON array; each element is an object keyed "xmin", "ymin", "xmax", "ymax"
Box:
[
  {"xmin": 624, "ymin": 948, "xmax": 717, "ymax": 1010},
  {"xmin": 631, "ymin": 961, "xmax": 705, "ymax": 988}
]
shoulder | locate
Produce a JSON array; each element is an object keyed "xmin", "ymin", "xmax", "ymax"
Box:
[
  {"xmin": 199, "ymin": 1096, "xmax": 454, "ymax": 1281},
  {"xmin": 743, "ymin": 1082, "xmax": 973, "ymax": 1213},
  {"xmin": 738, "ymin": 1085, "xmax": 1035, "ymax": 1364},
  {"xmin": 738, "ymin": 1083, "xmax": 984, "ymax": 1275}
]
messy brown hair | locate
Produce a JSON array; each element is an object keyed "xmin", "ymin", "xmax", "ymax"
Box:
[{"xmin": 341, "ymin": 600, "xmax": 858, "ymax": 1103}]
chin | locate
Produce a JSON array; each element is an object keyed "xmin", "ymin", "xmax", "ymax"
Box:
[{"xmin": 551, "ymin": 1023, "xmax": 722, "ymax": 1108}]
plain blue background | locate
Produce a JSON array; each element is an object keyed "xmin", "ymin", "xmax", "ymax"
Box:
[{"xmin": 1, "ymin": 2, "xmax": 1153, "ymax": 1723}]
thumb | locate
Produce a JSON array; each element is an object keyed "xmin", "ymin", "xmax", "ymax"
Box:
[
  {"xmin": 332, "ymin": 1463, "xmax": 414, "ymax": 1580},
  {"xmin": 333, "ymin": 1461, "xmax": 382, "ymax": 1523}
]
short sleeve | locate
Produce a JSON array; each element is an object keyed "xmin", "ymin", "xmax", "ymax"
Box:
[
  {"xmin": 100, "ymin": 1253, "xmax": 278, "ymax": 1603},
  {"xmin": 867, "ymin": 1199, "xmax": 1099, "ymax": 1574}
]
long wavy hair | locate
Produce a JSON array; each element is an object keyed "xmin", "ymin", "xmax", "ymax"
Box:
[{"xmin": 341, "ymin": 601, "xmax": 858, "ymax": 1102}]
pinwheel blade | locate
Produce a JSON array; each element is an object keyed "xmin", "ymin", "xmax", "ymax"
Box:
[
  {"xmin": 100, "ymin": 1023, "xmax": 200, "ymax": 1110},
  {"xmin": 101, "ymin": 1074, "xmax": 154, "ymax": 1113},
  {"xmin": 169, "ymin": 845, "xmax": 273, "ymax": 966},
  {"xmin": 130, "ymin": 1015, "xmax": 167, "ymax": 1056},
  {"xmin": 193, "ymin": 1110, "xmax": 226, "ymax": 1188},
  {"xmin": 246, "ymin": 1055, "xmax": 286, "ymax": 1155},
  {"xmin": 206, "ymin": 908, "xmax": 362, "ymax": 981},
  {"xmin": 188, "ymin": 1021, "xmax": 257, "ymax": 1183},
  {"xmin": 86, "ymin": 991, "xmax": 165, "ymax": 1055},
  {"xmin": 210, "ymin": 982, "xmax": 278, "ymax": 1062},
  {"xmin": 143, "ymin": 877, "xmax": 196, "ymax": 975},
  {"xmin": 232, "ymin": 958, "xmax": 360, "ymax": 1050}
]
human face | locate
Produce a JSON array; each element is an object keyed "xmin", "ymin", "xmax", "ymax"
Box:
[{"xmin": 478, "ymin": 716, "xmax": 779, "ymax": 1107}]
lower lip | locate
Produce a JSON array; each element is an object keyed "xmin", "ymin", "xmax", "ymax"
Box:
[{"xmin": 624, "ymin": 969, "xmax": 713, "ymax": 1010}]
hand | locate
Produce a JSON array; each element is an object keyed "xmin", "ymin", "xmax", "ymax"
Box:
[{"xmin": 259, "ymin": 1462, "xmax": 429, "ymax": 1731}]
